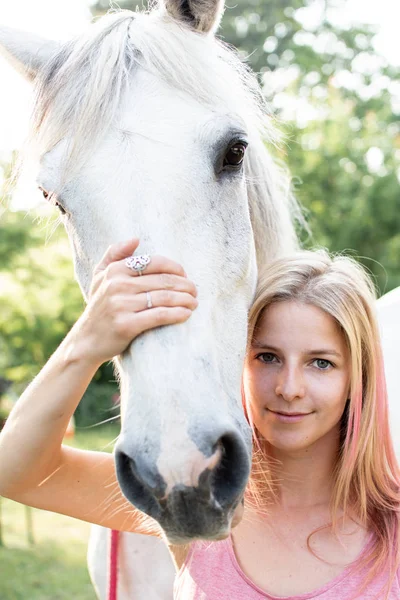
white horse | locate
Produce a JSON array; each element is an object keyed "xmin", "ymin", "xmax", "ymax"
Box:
[{"xmin": 0, "ymin": 1, "xmax": 299, "ymax": 597}]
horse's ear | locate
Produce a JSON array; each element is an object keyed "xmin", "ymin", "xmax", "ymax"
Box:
[
  {"xmin": 0, "ymin": 26, "xmax": 60, "ymax": 81},
  {"xmin": 160, "ymin": 0, "xmax": 225, "ymax": 34}
]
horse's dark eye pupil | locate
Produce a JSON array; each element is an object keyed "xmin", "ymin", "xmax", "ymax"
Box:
[{"xmin": 224, "ymin": 144, "xmax": 246, "ymax": 167}]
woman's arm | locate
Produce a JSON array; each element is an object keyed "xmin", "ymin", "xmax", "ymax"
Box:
[{"xmin": 0, "ymin": 238, "xmax": 197, "ymax": 534}]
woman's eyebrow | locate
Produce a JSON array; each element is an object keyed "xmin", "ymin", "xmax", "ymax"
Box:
[
  {"xmin": 250, "ymin": 340, "xmax": 342, "ymax": 359},
  {"xmin": 251, "ymin": 340, "xmax": 279, "ymax": 350},
  {"xmin": 306, "ymin": 349, "xmax": 342, "ymax": 358}
]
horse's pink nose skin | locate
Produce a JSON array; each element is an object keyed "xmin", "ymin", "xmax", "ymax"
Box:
[
  {"xmin": 115, "ymin": 430, "xmax": 250, "ymax": 541},
  {"xmin": 157, "ymin": 442, "xmax": 224, "ymax": 499}
]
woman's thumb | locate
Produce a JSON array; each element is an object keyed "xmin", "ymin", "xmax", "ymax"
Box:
[{"xmin": 96, "ymin": 238, "xmax": 140, "ymax": 272}]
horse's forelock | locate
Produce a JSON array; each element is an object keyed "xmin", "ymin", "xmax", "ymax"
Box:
[{"xmin": 30, "ymin": 11, "xmax": 136, "ymax": 176}]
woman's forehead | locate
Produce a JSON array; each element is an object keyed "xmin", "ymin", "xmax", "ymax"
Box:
[{"xmin": 254, "ymin": 300, "xmax": 347, "ymax": 353}]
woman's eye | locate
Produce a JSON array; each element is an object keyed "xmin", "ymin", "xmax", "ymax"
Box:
[
  {"xmin": 223, "ymin": 141, "xmax": 248, "ymax": 169},
  {"xmin": 258, "ymin": 352, "xmax": 277, "ymax": 364},
  {"xmin": 313, "ymin": 359, "xmax": 332, "ymax": 370}
]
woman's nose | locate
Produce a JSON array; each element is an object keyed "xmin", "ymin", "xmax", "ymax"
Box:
[{"xmin": 275, "ymin": 366, "xmax": 306, "ymax": 401}]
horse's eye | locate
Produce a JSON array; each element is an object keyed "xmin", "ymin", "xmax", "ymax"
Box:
[
  {"xmin": 223, "ymin": 142, "xmax": 248, "ymax": 169},
  {"xmin": 55, "ymin": 202, "xmax": 67, "ymax": 215},
  {"xmin": 39, "ymin": 187, "xmax": 67, "ymax": 215}
]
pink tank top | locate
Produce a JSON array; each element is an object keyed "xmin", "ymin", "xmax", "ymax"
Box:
[{"xmin": 174, "ymin": 536, "xmax": 400, "ymax": 599}]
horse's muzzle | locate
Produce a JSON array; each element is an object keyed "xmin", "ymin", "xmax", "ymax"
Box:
[{"xmin": 114, "ymin": 429, "xmax": 250, "ymax": 541}]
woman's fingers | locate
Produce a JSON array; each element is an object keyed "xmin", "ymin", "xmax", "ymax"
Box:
[
  {"xmin": 95, "ymin": 241, "xmax": 186, "ymax": 280},
  {"xmin": 77, "ymin": 240, "xmax": 200, "ymax": 364},
  {"xmin": 95, "ymin": 239, "xmax": 140, "ymax": 274},
  {"xmin": 99, "ymin": 274, "xmax": 197, "ymax": 301},
  {"xmin": 90, "ymin": 239, "xmax": 141, "ymax": 297},
  {"xmin": 91, "ymin": 240, "xmax": 190, "ymax": 299},
  {"xmin": 116, "ymin": 290, "xmax": 198, "ymax": 313},
  {"xmin": 138, "ymin": 290, "xmax": 198, "ymax": 312},
  {"xmin": 123, "ymin": 306, "xmax": 193, "ymax": 338},
  {"xmin": 121, "ymin": 255, "xmax": 186, "ymax": 279},
  {"xmin": 124, "ymin": 273, "xmax": 197, "ymax": 296}
]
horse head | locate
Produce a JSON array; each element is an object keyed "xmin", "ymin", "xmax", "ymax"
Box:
[{"xmin": 0, "ymin": 0, "xmax": 297, "ymax": 542}]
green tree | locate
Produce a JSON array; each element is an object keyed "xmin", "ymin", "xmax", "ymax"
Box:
[
  {"xmin": 0, "ymin": 193, "xmax": 118, "ymax": 425},
  {"xmin": 283, "ymin": 84, "xmax": 400, "ymax": 293}
]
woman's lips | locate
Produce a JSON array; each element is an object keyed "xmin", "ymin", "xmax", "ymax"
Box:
[{"xmin": 268, "ymin": 409, "xmax": 312, "ymax": 423}]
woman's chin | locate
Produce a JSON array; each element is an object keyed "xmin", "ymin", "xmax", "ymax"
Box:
[{"xmin": 261, "ymin": 430, "xmax": 316, "ymax": 454}]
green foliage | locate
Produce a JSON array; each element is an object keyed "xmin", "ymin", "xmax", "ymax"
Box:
[
  {"xmin": 67, "ymin": 421, "xmax": 120, "ymax": 452},
  {"xmin": 0, "ymin": 403, "xmax": 10, "ymax": 421},
  {"xmin": 282, "ymin": 86, "xmax": 400, "ymax": 293},
  {"xmin": 76, "ymin": 382, "xmax": 120, "ymax": 427},
  {"xmin": 0, "ymin": 208, "xmax": 83, "ymax": 387},
  {"xmin": 0, "ymin": 200, "xmax": 118, "ymax": 424}
]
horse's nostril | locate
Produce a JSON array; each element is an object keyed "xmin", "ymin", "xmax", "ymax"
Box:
[
  {"xmin": 209, "ymin": 432, "xmax": 250, "ymax": 507},
  {"xmin": 115, "ymin": 450, "xmax": 164, "ymax": 521}
]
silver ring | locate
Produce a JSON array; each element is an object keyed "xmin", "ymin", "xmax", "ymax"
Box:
[
  {"xmin": 125, "ymin": 254, "xmax": 151, "ymax": 275},
  {"xmin": 146, "ymin": 291, "xmax": 153, "ymax": 309}
]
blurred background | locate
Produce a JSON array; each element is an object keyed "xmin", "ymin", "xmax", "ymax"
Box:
[{"xmin": 0, "ymin": 0, "xmax": 399, "ymax": 598}]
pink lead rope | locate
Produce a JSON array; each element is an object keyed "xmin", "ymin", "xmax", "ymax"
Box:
[{"xmin": 108, "ymin": 529, "xmax": 119, "ymax": 600}]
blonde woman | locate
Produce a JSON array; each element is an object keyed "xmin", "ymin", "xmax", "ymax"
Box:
[{"xmin": 1, "ymin": 242, "xmax": 399, "ymax": 599}]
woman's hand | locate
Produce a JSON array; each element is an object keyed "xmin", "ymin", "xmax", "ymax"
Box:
[{"xmin": 70, "ymin": 239, "xmax": 198, "ymax": 366}]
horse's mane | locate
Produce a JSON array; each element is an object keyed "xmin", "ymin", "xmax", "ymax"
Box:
[{"xmin": 29, "ymin": 9, "xmax": 300, "ymax": 265}]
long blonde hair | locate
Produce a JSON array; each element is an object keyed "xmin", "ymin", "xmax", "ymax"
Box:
[{"xmin": 244, "ymin": 250, "xmax": 400, "ymax": 597}]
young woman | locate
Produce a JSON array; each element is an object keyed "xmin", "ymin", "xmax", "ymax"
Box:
[{"xmin": 0, "ymin": 240, "xmax": 399, "ymax": 599}]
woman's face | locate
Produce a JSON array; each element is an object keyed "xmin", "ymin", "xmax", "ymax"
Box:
[{"xmin": 243, "ymin": 300, "xmax": 351, "ymax": 455}]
